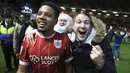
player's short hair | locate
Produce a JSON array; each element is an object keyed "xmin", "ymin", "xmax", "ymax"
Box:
[{"xmin": 41, "ymin": 1, "xmax": 61, "ymax": 19}]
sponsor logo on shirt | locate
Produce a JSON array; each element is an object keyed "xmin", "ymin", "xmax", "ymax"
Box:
[{"xmin": 29, "ymin": 55, "xmax": 60, "ymax": 64}]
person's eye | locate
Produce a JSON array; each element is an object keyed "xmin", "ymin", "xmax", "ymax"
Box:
[
  {"xmin": 45, "ymin": 13, "xmax": 52, "ymax": 17},
  {"xmin": 76, "ymin": 20, "xmax": 81, "ymax": 24},
  {"xmin": 84, "ymin": 21, "xmax": 90, "ymax": 24},
  {"xmin": 37, "ymin": 11, "xmax": 42, "ymax": 15},
  {"xmin": 64, "ymin": 20, "xmax": 67, "ymax": 22}
]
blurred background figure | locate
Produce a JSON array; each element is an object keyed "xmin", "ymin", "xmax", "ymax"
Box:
[
  {"xmin": 106, "ymin": 26, "xmax": 115, "ymax": 43},
  {"xmin": 25, "ymin": 13, "xmax": 37, "ymax": 35},
  {"xmin": 0, "ymin": 13, "xmax": 2, "ymax": 23},
  {"xmin": 54, "ymin": 12, "xmax": 73, "ymax": 33},
  {"xmin": 15, "ymin": 3, "xmax": 34, "ymax": 59},
  {"xmin": 0, "ymin": 12, "xmax": 18, "ymax": 73},
  {"xmin": 112, "ymin": 27, "xmax": 126, "ymax": 61}
]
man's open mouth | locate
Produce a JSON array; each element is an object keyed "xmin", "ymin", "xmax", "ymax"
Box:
[{"xmin": 78, "ymin": 30, "xmax": 86, "ymax": 35}]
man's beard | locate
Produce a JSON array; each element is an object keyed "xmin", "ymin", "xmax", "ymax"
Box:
[{"xmin": 37, "ymin": 29, "xmax": 45, "ymax": 34}]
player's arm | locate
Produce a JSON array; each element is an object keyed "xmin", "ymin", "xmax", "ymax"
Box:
[
  {"xmin": 17, "ymin": 36, "xmax": 30, "ymax": 73},
  {"xmin": 17, "ymin": 64, "xmax": 28, "ymax": 73},
  {"xmin": 65, "ymin": 61, "xmax": 73, "ymax": 73},
  {"xmin": 64, "ymin": 35, "xmax": 73, "ymax": 73},
  {"xmin": 64, "ymin": 47, "xmax": 73, "ymax": 73}
]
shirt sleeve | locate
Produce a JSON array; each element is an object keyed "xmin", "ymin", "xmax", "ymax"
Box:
[{"xmin": 19, "ymin": 37, "xmax": 30, "ymax": 65}]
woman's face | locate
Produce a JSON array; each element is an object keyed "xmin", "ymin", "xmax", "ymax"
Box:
[{"xmin": 73, "ymin": 13, "xmax": 91, "ymax": 41}]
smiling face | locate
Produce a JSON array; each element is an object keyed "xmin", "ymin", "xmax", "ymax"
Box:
[
  {"xmin": 36, "ymin": 5, "xmax": 57, "ymax": 33},
  {"xmin": 73, "ymin": 13, "xmax": 91, "ymax": 41}
]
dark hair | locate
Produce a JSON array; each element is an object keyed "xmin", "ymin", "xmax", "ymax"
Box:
[
  {"xmin": 3, "ymin": 12, "xmax": 12, "ymax": 19},
  {"xmin": 40, "ymin": 1, "xmax": 61, "ymax": 19}
]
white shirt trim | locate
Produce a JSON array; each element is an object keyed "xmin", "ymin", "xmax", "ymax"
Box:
[{"xmin": 19, "ymin": 60, "xmax": 29, "ymax": 65}]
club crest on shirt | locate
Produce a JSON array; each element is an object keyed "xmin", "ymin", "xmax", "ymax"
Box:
[{"xmin": 54, "ymin": 40, "xmax": 62, "ymax": 49}]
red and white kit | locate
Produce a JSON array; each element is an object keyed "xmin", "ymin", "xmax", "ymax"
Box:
[{"xmin": 19, "ymin": 30, "xmax": 72, "ymax": 73}]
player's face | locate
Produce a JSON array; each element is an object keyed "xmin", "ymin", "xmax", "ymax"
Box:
[
  {"xmin": 36, "ymin": 5, "xmax": 57, "ymax": 32},
  {"xmin": 74, "ymin": 13, "xmax": 91, "ymax": 41}
]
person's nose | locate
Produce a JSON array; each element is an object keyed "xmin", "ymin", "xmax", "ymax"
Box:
[
  {"xmin": 80, "ymin": 22, "xmax": 85, "ymax": 28},
  {"xmin": 39, "ymin": 13, "xmax": 46, "ymax": 20},
  {"xmin": 61, "ymin": 20, "xmax": 65, "ymax": 24}
]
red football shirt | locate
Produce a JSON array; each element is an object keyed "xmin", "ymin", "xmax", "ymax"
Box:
[{"xmin": 19, "ymin": 30, "xmax": 72, "ymax": 73}]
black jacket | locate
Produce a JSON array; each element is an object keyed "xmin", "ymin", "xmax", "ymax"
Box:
[
  {"xmin": 15, "ymin": 21, "xmax": 37, "ymax": 54},
  {"xmin": 71, "ymin": 38, "xmax": 117, "ymax": 73}
]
